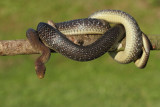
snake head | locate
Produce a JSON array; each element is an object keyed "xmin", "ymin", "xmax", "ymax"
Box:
[{"xmin": 35, "ymin": 61, "xmax": 46, "ymax": 79}]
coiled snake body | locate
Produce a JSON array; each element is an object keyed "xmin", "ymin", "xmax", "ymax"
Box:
[{"xmin": 26, "ymin": 10, "xmax": 150, "ymax": 78}]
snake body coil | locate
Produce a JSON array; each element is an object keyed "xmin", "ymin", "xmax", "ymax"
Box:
[
  {"xmin": 37, "ymin": 20, "xmax": 124, "ymax": 61},
  {"xmin": 55, "ymin": 18, "xmax": 111, "ymax": 35},
  {"xmin": 89, "ymin": 10, "xmax": 143, "ymax": 63}
]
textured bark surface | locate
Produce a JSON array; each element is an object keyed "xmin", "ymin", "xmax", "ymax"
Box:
[{"xmin": 0, "ymin": 34, "xmax": 159, "ymax": 56}]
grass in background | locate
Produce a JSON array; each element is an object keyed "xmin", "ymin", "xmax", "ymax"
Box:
[{"xmin": 0, "ymin": 0, "xmax": 160, "ymax": 107}]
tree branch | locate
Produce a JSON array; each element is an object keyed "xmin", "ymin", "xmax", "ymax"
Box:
[{"xmin": 0, "ymin": 34, "xmax": 159, "ymax": 56}]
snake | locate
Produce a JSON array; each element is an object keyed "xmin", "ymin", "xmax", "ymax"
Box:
[
  {"xmin": 26, "ymin": 10, "xmax": 150, "ymax": 78},
  {"xmin": 27, "ymin": 19, "xmax": 125, "ymax": 78}
]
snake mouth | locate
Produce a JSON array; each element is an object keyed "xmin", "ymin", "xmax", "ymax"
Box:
[
  {"xmin": 35, "ymin": 66, "xmax": 45, "ymax": 79},
  {"xmin": 37, "ymin": 74, "xmax": 44, "ymax": 79}
]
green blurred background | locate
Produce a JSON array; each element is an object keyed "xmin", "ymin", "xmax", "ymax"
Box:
[{"xmin": 0, "ymin": 0, "xmax": 160, "ymax": 107}]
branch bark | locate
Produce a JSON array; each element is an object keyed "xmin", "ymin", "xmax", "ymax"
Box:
[{"xmin": 0, "ymin": 34, "xmax": 159, "ymax": 56}]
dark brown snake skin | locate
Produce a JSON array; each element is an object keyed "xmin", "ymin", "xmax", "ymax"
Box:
[{"xmin": 37, "ymin": 22, "xmax": 124, "ymax": 61}]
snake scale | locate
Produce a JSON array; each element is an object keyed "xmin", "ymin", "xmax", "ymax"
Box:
[{"xmin": 26, "ymin": 9, "xmax": 150, "ymax": 79}]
